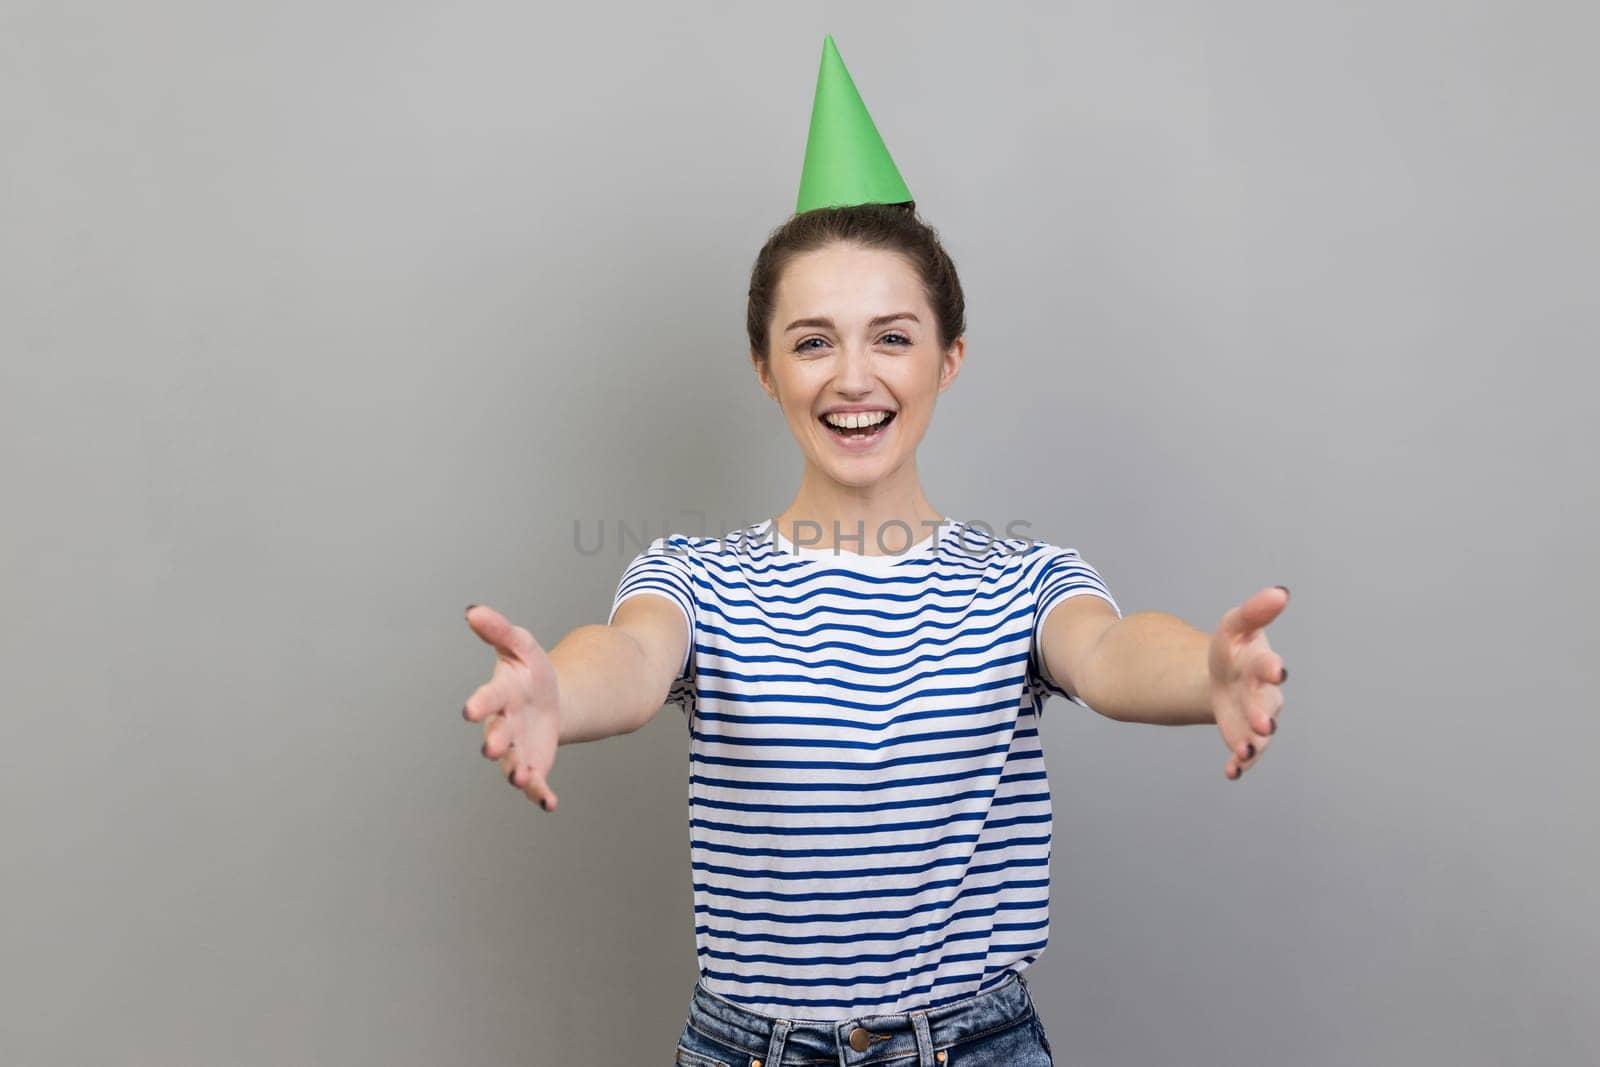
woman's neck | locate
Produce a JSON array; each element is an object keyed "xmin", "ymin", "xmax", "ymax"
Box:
[{"xmin": 770, "ymin": 461, "xmax": 944, "ymax": 557}]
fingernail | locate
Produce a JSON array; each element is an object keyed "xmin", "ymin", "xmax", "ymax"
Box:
[
  {"xmin": 1269, "ymin": 717, "xmax": 1278, "ymax": 734},
  {"xmin": 1275, "ymin": 585, "xmax": 1289, "ymax": 596},
  {"xmin": 1281, "ymin": 666, "xmax": 1288, "ymax": 683},
  {"xmin": 507, "ymin": 768, "xmax": 517, "ymax": 786},
  {"xmin": 481, "ymin": 741, "xmax": 489, "ymax": 757},
  {"xmin": 1245, "ymin": 743, "xmax": 1255, "ymax": 759},
  {"xmin": 1230, "ymin": 767, "xmax": 1240, "ymax": 780},
  {"xmin": 462, "ymin": 705, "xmax": 472, "ymax": 721},
  {"xmin": 465, "ymin": 604, "xmax": 479, "ymax": 615}
]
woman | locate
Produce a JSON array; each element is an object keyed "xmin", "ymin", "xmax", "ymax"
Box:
[{"xmin": 461, "ymin": 38, "xmax": 1287, "ymax": 1067}]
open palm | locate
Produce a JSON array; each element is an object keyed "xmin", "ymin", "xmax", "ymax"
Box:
[
  {"xmin": 461, "ymin": 604, "xmax": 562, "ymax": 810},
  {"xmin": 1208, "ymin": 586, "xmax": 1290, "ymax": 781}
]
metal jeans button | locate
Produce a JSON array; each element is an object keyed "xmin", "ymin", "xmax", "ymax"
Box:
[{"xmin": 848, "ymin": 1026, "xmax": 874, "ymax": 1052}]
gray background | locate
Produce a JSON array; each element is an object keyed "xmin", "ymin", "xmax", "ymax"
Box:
[{"xmin": 3, "ymin": 1, "xmax": 1595, "ymax": 1064}]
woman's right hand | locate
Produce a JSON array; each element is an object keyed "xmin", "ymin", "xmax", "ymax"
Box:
[{"xmin": 462, "ymin": 604, "xmax": 561, "ymax": 811}]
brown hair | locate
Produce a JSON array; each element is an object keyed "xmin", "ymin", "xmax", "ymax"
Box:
[{"xmin": 746, "ymin": 202, "xmax": 966, "ymax": 363}]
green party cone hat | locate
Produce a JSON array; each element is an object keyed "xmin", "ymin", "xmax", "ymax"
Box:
[{"xmin": 795, "ymin": 35, "xmax": 913, "ymax": 213}]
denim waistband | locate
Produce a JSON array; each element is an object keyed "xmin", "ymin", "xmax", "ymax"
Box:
[{"xmin": 683, "ymin": 969, "xmax": 1038, "ymax": 1067}]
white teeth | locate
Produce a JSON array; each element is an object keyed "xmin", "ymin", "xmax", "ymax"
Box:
[{"xmin": 823, "ymin": 411, "xmax": 890, "ymax": 429}]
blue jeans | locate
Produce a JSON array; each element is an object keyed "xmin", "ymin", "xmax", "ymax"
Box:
[{"xmin": 674, "ymin": 969, "xmax": 1055, "ymax": 1066}]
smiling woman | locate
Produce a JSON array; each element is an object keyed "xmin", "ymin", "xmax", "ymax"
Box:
[
  {"xmin": 460, "ymin": 30, "xmax": 1288, "ymax": 1067},
  {"xmin": 747, "ymin": 215, "xmax": 966, "ymax": 500}
]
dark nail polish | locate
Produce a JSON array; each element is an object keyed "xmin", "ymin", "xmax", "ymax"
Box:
[
  {"xmin": 465, "ymin": 604, "xmax": 479, "ymax": 615},
  {"xmin": 1245, "ymin": 743, "xmax": 1255, "ymax": 759},
  {"xmin": 1275, "ymin": 585, "xmax": 1289, "ymax": 596},
  {"xmin": 481, "ymin": 741, "xmax": 489, "ymax": 757},
  {"xmin": 507, "ymin": 768, "xmax": 517, "ymax": 785},
  {"xmin": 1281, "ymin": 666, "xmax": 1288, "ymax": 683},
  {"xmin": 462, "ymin": 705, "xmax": 472, "ymax": 721},
  {"xmin": 1269, "ymin": 718, "xmax": 1278, "ymax": 734}
]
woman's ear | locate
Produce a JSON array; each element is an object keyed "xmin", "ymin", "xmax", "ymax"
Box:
[
  {"xmin": 937, "ymin": 336, "xmax": 966, "ymax": 393},
  {"xmin": 751, "ymin": 350, "xmax": 778, "ymax": 402}
]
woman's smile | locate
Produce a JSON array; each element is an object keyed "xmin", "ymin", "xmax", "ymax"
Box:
[{"xmin": 818, "ymin": 406, "xmax": 898, "ymax": 448}]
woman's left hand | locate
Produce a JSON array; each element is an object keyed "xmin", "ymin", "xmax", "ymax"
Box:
[{"xmin": 1208, "ymin": 585, "xmax": 1290, "ymax": 780}]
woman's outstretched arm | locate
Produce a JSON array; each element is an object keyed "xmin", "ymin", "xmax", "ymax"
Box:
[
  {"xmin": 1042, "ymin": 599, "xmax": 1213, "ymax": 726},
  {"xmin": 1040, "ymin": 588, "xmax": 1290, "ymax": 780},
  {"xmin": 461, "ymin": 595, "xmax": 688, "ymax": 809},
  {"xmin": 552, "ymin": 595, "xmax": 690, "ymax": 742}
]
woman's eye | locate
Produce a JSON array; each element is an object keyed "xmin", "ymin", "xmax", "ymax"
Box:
[{"xmin": 794, "ymin": 333, "xmax": 908, "ymax": 352}]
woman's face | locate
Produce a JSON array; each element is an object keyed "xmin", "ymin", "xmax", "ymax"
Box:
[{"xmin": 754, "ymin": 242, "xmax": 964, "ymax": 490}]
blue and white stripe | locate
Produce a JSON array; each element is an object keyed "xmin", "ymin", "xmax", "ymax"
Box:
[{"xmin": 608, "ymin": 518, "xmax": 1120, "ymax": 1020}]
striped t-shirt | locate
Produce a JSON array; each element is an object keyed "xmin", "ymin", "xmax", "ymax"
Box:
[{"xmin": 606, "ymin": 517, "xmax": 1121, "ymax": 1020}]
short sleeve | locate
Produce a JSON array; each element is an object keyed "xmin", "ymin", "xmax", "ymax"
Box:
[
  {"xmin": 606, "ymin": 535, "xmax": 696, "ymax": 684},
  {"xmin": 1028, "ymin": 545, "xmax": 1122, "ymax": 711}
]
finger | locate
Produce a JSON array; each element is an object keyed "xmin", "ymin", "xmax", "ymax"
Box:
[
  {"xmin": 1247, "ymin": 683, "xmax": 1285, "ymax": 736},
  {"xmin": 1255, "ymin": 650, "xmax": 1288, "ymax": 686},
  {"xmin": 1240, "ymin": 734, "xmax": 1271, "ymax": 768},
  {"xmin": 506, "ymin": 757, "xmax": 559, "ymax": 812},
  {"xmin": 1220, "ymin": 586, "xmax": 1290, "ymax": 642},
  {"xmin": 502, "ymin": 747, "xmax": 554, "ymax": 810},
  {"xmin": 527, "ymin": 773, "xmax": 558, "ymax": 812},
  {"xmin": 482, "ymin": 711, "xmax": 512, "ymax": 759},
  {"xmin": 1228, "ymin": 739, "xmax": 1270, "ymax": 778},
  {"xmin": 1221, "ymin": 703, "xmax": 1273, "ymax": 765},
  {"xmin": 465, "ymin": 604, "xmax": 539, "ymax": 664},
  {"xmin": 462, "ymin": 677, "xmax": 510, "ymax": 724},
  {"xmin": 1232, "ymin": 731, "xmax": 1270, "ymax": 767},
  {"xmin": 1246, "ymin": 664, "xmax": 1284, "ymax": 735},
  {"xmin": 1241, "ymin": 705, "xmax": 1281, "ymax": 766}
]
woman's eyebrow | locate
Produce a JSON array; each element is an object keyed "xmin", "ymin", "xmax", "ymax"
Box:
[{"xmin": 784, "ymin": 312, "xmax": 921, "ymax": 332}]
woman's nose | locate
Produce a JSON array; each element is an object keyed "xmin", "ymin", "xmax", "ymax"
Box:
[{"xmin": 831, "ymin": 346, "xmax": 874, "ymax": 394}]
